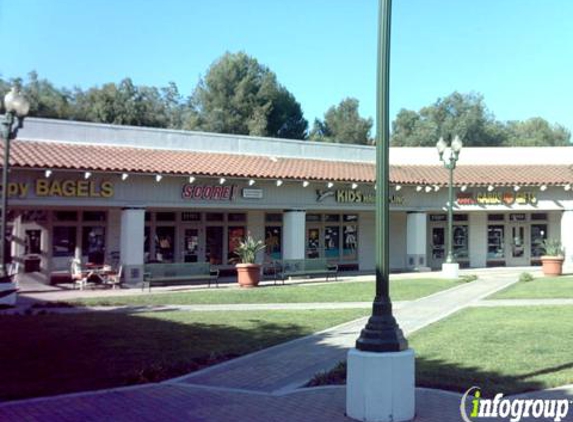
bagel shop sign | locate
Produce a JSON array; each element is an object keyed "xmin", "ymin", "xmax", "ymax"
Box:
[
  {"xmin": 456, "ymin": 190, "xmax": 538, "ymax": 206},
  {"xmin": 0, "ymin": 179, "xmax": 114, "ymax": 198}
]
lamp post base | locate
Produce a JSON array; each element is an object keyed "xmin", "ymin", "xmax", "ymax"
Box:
[
  {"xmin": 441, "ymin": 262, "xmax": 459, "ymax": 279},
  {"xmin": 346, "ymin": 348, "xmax": 415, "ymax": 422},
  {"xmin": 0, "ymin": 281, "xmax": 18, "ymax": 307}
]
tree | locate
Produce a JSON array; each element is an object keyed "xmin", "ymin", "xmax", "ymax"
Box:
[
  {"xmin": 186, "ymin": 52, "xmax": 308, "ymax": 139},
  {"xmin": 391, "ymin": 91, "xmax": 571, "ymax": 147},
  {"xmin": 504, "ymin": 118, "xmax": 570, "ymax": 146},
  {"xmin": 310, "ymin": 98, "xmax": 373, "ymax": 145},
  {"xmin": 391, "ymin": 92, "xmax": 504, "ymax": 147}
]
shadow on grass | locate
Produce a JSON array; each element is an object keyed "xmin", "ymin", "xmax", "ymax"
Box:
[
  {"xmin": 0, "ymin": 310, "xmax": 312, "ymax": 401},
  {"xmin": 309, "ymin": 356, "xmax": 573, "ymax": 397}
]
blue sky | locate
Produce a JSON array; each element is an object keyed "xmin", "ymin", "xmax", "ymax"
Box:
[{"xmin": 1, "ymin": 0, "xmax": 572, "ymax": 134}]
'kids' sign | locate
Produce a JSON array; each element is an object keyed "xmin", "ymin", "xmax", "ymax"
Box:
[{"xmin": 181, "ymin": 184, "xmax": 237, "ymax": 201}]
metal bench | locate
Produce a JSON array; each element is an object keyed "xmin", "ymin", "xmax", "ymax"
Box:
[
  {"xmin": 142, "ymin": 262, "xmax": 219, "ymax": 291},
  {"xmin": 275, "ymin": 258, "xmax": 338, "ymax": 285}
]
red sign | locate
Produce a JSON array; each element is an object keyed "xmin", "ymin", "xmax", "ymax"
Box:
[
  {"xmin": 456, "ymin": 192, "xmax": 477, "ymax": 205},
  {"xmin": 182, "ymin": 184, "xmax": 236, "ymax": 201}
]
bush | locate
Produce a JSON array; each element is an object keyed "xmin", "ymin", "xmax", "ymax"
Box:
[
  {"xmin": 459, "ymin": 274, "xmax": 478, "ymax": 283},
  {"xmin": 519, "ymin": 272, "xmax": 534, "ymax": 283}
]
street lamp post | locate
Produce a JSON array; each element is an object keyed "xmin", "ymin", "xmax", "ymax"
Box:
[
  {"xmin": 346, "ymin": 1, "xmax": 415, "ymax": 421},
  {"xmin": 436, "ymin": 135, "xmax": 463, "ymax": 279},
  {"xmin": 1, "ymin": 87, "xmax": 30, "ymax": 279}
]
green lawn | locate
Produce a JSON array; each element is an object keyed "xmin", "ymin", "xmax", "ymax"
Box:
[
  {"xmin": 73, "ymin": 278, "xmax": 462, "ymax": 307},
  {"xmin": 0, "ymin": 308, "xmax": 368, "ymax": 401},
  {"xmin": 491, "ymin": 276, "xmax": 573, "ymax": 299},
  {"xmin": 311, "ymin": 306, "xmax": 573, "ymax": 395}
]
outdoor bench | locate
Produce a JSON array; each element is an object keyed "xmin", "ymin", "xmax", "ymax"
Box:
[
  {"xmin": 275, "ymin": 258, "xmax": 338, "ymax": 285},
  {"xmin": 142, "ymin": 262, "xmax": 219, "ymax": 291}
]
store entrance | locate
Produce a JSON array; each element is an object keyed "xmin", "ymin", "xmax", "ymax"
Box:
[
  {"xmin": 182, "ymin": 226, "xmax": 202, "ymax": 263},
  {"xmin": 507, "ymin": 224, "xmax": 528, "ymax": 266}
]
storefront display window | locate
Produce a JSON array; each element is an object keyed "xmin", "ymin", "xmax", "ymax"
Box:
[
  {"xmin": 183, "ymin": 228, "xmax": 199, "ymax": 262},
  {"xmin": 52, "ymin": 227, "xmax": 76, "ymax": 257},
  {"xmin": 487, "ymin": 225, "xmax": 505, "ymax": 259},
  {"xmin": 265, "ymin": 226, "xmax": 282, "ymax": 260},
  {"xmin": 228, "ymin": 213, "xmax": 247, "ymax": 222},
  {"xmin": 155, "ymin": 226, "xmax": 175, "ymax": 262},
  {"xmin": 182, "ymin": 212, "xmax": 201, "ymax": 222},
  {"xmin": 531, "ymin": 224, "xmax": 547, "ymax": 258},
  {"xmin": 227, "ymin": 226, "xmax": 246, "ymax": 263},
  {"xmin": 82, "ymin": 226, "xmax": 106, "ymax": 265},
  {"xmin": 266, "ymin": 213, "xmax": 282, "ymax": 223},
  {"xmin": 325, "ymin": 214, "xmax": 340, "ymax": 222},
  {"xmin": 325, "ymin": 226, "xmax": 340, "ymax": 258},
  {"xmin": 144, "ymin": 226, "xmax": 150, "ymax": 262},
  {"xmin": 306, "ymin": 214, "xmax": 322, "ymax": 223},
  {"xmin": 22, "ymin": 210, "xmax": 47, "ymax": 223}
]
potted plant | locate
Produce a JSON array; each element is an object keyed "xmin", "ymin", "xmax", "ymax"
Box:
[
  {"xmin": 541, "ymin": 238, "xmax": 565, "ymax": 276},
  {"xmin": 234, "ymin": 235, "xmax": 266, "ymax": 288}
]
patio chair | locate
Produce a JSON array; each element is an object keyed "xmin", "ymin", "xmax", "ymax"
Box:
[
  {"xmin": 70, "ymin": 258, "xmax": 89, "ymax": 290},
  {"xmin": 104, "ymin": 265, "xmax": 123, "ymax": 289}
]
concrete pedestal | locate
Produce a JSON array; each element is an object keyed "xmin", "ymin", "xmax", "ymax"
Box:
[
  {"xmin": 346, "ymin": 348, "xmax": 415, "ymax": 422},
  {"xmin": 0, "ymin": 282, "xmax": 18, "ymax": 306},
  {"xmin": 441, "ymin": 262, "xmax": 459, "ymax": 279}
]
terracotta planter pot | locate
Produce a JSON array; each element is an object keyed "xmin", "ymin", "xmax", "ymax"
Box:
[
  {"xmin": 541, "ymin": 256, "xmax": 564, "ymax": 276},
  {"xmin": 236, "ymin": 263, "xmax": 261, "ymax": 288}
]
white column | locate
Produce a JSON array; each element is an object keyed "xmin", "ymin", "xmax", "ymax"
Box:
[
  {"xmin": 283, "ymin": 210, "xmax": 305, "ymax": 260},
  {"xmin": 561, "ymin": 210, "xmax": 573, "ymax": 266},
  {"xmin": 359, "ymin": 212, "xmax": 375, "ymax": 271},
  {"xmin": 120, "ymin": 208, "xmax": 145, "ymax": 286},
  {"xmin": 469, "ymin": 212, "xmax": 487, "ymax": 268},
  {"xmin": 406, "ymin": 212, "xmax": 428, "ymax": 271}
]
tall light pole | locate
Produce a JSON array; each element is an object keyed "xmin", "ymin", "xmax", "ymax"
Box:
[
  {"xmin": 346, "ymin": 1, "xmax": 414, "ymax": 420},
  {"xmin": 1, "ymin": 87, "xmax": 30, "ymax": 279},
  {"xmin": 355, "ymin": 0, "xmax": 407, "ymax": 353},
  {"xmin": 436, "ymin": 135, "xmax": 462, "ymax": 279}
]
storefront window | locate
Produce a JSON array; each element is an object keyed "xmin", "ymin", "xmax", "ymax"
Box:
[
  {"xmin": 53, "ymin": 227, "xmax": 76, "ymax": 257},
  {"xmin": 431, "ymin": 227, "xmax": 445, "ymax": 259},
  {"xmin": 487, "ymin": 225, "xmax": 505, "ymax": 259},
  {"xmin": 266, "ymin": 213, "xmax": 282, "ymax": 223},
  {"xmin": 325, "ymin": 214, "xmax": 341, "ymax": 222},
  {"xmin": 156, "ymin": 212, "xmax": 176, "ymax": 222},
  {"xmin": 82, "ymin": 226, "xmax": 106, "ymax": 265},
  {"xmin": 227, "ymin": 226, "xmax": 246, "ymax": 263},
  {"xmin": 206, "ymin": 213, "xmax": 224, "ymax": 222},
  {"xmin": 144, "ymin": 226, "xmax": 150, "ymax": 262},
  {"xmin": 155, "ymin": 226, "xmax": 175, "ymax": 262},
  {"xmin": 183, "ymin": 228, "xmax": 200, "ymax": 262},
  {"xmin": 54, "ymin": 211, "xmax": 78, "ymax": 222},
  {"xmin": 531, "ymin": 224, "xmax": 548, "ymax": 258},
  {"xmin": 83, "ymin": 211, "xmax": 106, "ymax": 222},
  {"xmin": 264, "ymin": 226, "xmax": 282, "ymax": 260},
  {"xmin": 453, "ymin": 225, "xmax": 469, "ymax": 259},
  {"xmin": 181, "ymin": 212, "xmax": 201, "ymax": 222},
  {"xmin": 228, "ymin": 213, "xmax": 247, "ymax": 222},
  {"xmin": 306, "ymin": 214, "xmax": 322, "ymax": 223},
  {"xmin": 22, "ymin": 210, "xmax": 47, "ymax": 223},
  {"xmin": 325, "ymin": 226, "xmax": 340, "ymax": 258}
]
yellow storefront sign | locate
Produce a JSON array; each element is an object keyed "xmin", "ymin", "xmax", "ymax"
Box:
[{"xmin": 1, "ymin": 179, "xmax": 114, "ymax": 198}]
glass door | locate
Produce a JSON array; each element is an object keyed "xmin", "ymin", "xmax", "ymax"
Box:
[
  {"xmin": 507, "ymin": 224, "xmax": 528, "ymax": 266},
  {"xmin": 306, "ymin": 226, "xmax": 321, "ymax": 259},
  {"xmin": 182, "ymin": 226, "xmax": 201, "ymax": 263},
  {"xmin": 429, "ymin": 226, "xmax": 445, "ymax": 269}
]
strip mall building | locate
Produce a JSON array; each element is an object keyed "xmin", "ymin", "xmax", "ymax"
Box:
[{"xmin": 3, "ymin": 118, "xmax": 573, "ymax": 285}]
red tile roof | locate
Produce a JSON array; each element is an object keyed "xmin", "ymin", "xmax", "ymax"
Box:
[{"xmin": 4, "ymin": 140, "xmax": 573, "ymax": 186}]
